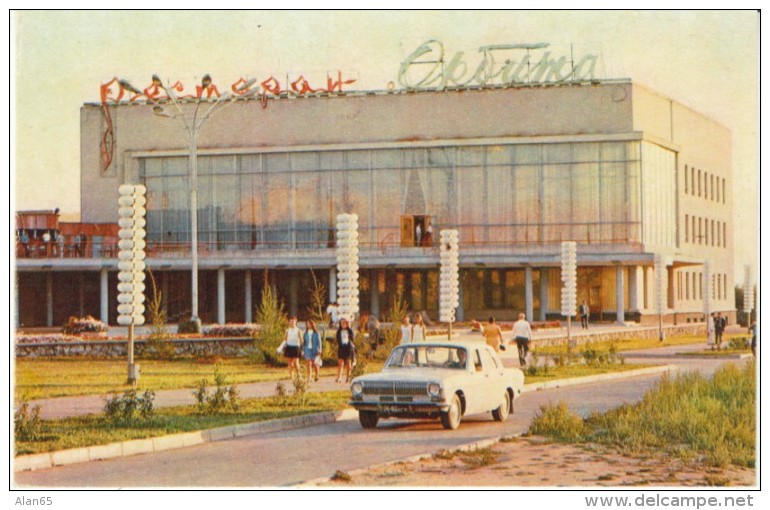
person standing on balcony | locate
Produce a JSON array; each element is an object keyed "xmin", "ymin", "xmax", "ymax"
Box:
[
  {"xmin": 56, "ymin": 232, "xmax": 65, "ymax": 258},
  {"xmin": 423, "ymin": 222, "xmax": 433, "ymax": 246},
  {"xmin": 412, "ymin": 313, "xmax": 427, "ymax": 342},
  {"xmin": 414, "ymin": 223, "xmax": 422, "ymax": 247},
  {"xmin": 19, "ymin": 231, "xmax": 29, "ymax": 256}
]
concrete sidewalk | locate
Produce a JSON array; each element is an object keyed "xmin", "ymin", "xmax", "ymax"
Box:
[{"xmin": 24, "ymin": 323, "xmax": 714, "ymax": 420}]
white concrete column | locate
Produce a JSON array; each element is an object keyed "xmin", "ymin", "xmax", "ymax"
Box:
[
  {"xmin": 289, "ymin": 272, "xmax": 299, "ymax": 317},
  {"xmin": 100, "ymin": 268, "xmax": 109, "ymax": 324},
  {"xmin": 524, "ymin": 266, "xmax": 534, "ymax": 322},
  {"xmin": 329, "ymin": 267, "xmax": 337, "ymax": 303},
  {"xmin": 46, "ymin": 272, "xmax": 53, "ymax": 327},
  {"xmin": 616, "ymin": 264, "xmax": 625, "ymax": 324},
  {"xmin": 161, "ymin": 272, "xmax": 169, "ymax": 315},
  {"xmin": 370, "ymin": 269, "xmax": 380, "ymax": 318},
  {"xmin": 629, "ymin": 265, "xmax": 643, "ymax": 312},
  {"xmin": 217, "ymin": 268, "xmax": 226, "ymax": 324},
  {"xmin": 244, "ymin": 270, "xmax": 253, "ymax": 323},
  {"xmin": 539, "ymin": 268, "xmax": 549, "ymax": 321},
  {"xmin": 78, "ymin": 272, "xmax": 85, "ymax": 317}
]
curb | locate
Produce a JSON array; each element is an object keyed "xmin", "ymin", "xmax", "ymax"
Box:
[
  {"xmin": 297, "ymin": 364, "xmax": 679, "ymax": 486},
  {"xmin": 14, "ymin": 409, "xmax": 357, "ymax": 473},
  {"xmin": 522, "ymin": 364, "xmax": 678, "ymax": 392},
  {"xmin": 13, "ymin": 366, "xmax": 675, "ymax": 474}
]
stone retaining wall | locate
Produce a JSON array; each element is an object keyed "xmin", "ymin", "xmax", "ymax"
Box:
[
  {"xmin": 531, "ymin": 324, "xmax": 706, "ymax": 348},
  {"xmin": 15, "ymin": 338, "xmax": 255, "ymax": 358}
]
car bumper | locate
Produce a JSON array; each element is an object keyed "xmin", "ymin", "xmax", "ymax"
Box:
[{"xmin": 349, "ymin": 400, "xmax": 450, "ymax": 418}]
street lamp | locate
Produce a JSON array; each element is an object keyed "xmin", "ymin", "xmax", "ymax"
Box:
[{"xmin": 146, "ymin": 75, "xmax": 257, "ymax": 330}]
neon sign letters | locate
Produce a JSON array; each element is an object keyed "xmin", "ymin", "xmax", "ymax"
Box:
[{"xmin": 398, "ymin": 40, "xmax": 598, "ymax": 90}]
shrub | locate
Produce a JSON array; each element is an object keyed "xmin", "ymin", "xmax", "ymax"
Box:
[
  {"xmin": 377, "ymin": 293, "xmax": 408, "ymax": 361},
  {"xmin": 144, "ymin": 271, "xmax": 176, "ymax": 359},
  {"xmin": 103, "ymin": 389, "xmax": 155, "ymax": 425},
  {"xmin": 193, "ymin": 364, "xmax": 240, "ymax": 414},
  {"xmin": 177, "ymin": 318, "xmax": 202, "ymax": 334},
  {"xmin": 204, "ymin": 323, "xmax": 260, "ymax": 338},
  {"xmin": 14, "ymin": 401, "xmax": 45, "ymax": 441},
  {"xmin": 16, "ymin": 333, "xmax": 89, "ymax": 344},
  {"xmin": 254, "ymin": 285, "xmax": 288, "ymax": 366},
  {"xmin": 62, "ymin": 316, "xmax": 108, "ymax": 335},
  {"xmin": 528, "ymin": 401, "xmax": 586, "ymax": 441}
]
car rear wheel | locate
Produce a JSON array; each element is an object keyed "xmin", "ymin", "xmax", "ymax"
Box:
[
  {"xmin": 441, "ymin": 394, "xmax": 462, "ymax": 430},
  {"xmin": 359, "ymin": 410, "xmax": 379, "ymax": 429},
  {"xmin": 492, "ymin": 391, "xmax": 510, "ymax": 421}
]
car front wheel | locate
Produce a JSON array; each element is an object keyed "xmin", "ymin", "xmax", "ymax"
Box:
[
  {"xmin": 492, "ymin": 391, "xmax": 510, "ymax": 422},
  {"xmin": 359, "ymin": 410, "xmax": 379, "ymax": 429},
  {"xmin": 441, "ymin": 394, "xmax": 462, "ymax": 430}
]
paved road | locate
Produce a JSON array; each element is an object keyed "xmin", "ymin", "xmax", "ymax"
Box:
[{"xmin": 15, "ymin": 355, "xmax": 745, "ymax": 488}]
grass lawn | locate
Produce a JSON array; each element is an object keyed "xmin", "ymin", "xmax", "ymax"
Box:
[
  {"xmin": 15, "ymin": 391, "xmax": 350, "ymax": 456},
  {"xmin": 524, "ymin": 363, "xmax": 654, "ymax": 385},
  {"xmin": 532, "ymin": 333, "xmax": 711, "ymax": 355},
  {"xmin": 15, "ymin": 357, "xmax": 384, "ymax": 402}
]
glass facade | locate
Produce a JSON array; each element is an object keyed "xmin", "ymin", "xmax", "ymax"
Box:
[{"xmin": 140, "ymin": 141, "xmax": 642, "ymax": 251}]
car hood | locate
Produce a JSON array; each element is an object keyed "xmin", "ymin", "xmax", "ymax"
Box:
[{"xmin": 352, "ymin": 368, "xmax": 467, "ymax": 384}]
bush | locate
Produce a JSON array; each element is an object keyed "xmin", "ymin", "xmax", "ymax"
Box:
[
  {"xmin": 254, "ymin": 285, "xmax": 288, "ymax": 366},
  {"xmin": 15, "ymin": 401, "xmax": 45, "ymax": 441},
  {"xmin": 193, "ymin": 364, "xmax": 240, "ymax": 414},
  {"xmin": 528, "ymin": 401, "xmax": 585, "ymax": 441},
  {"xmin": 103, "ymin": 389, "xmax": 155, "ymax": 425},
  {"xmin": 62, "ymin": 316, "xmax": 108, "ymax": 335},
  {"xmin": 177, "ymin": 318, "xmax": 202, "ymax": 334},
  {"xmin": 204, "ymin": 323, "xmax": 260, "ymax": 338}
]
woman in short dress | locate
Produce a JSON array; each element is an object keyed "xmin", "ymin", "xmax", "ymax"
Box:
[
  {"xmin": 335, "ymin": 318, "xmax": 356, "ymax": 383},
  {"xmin": 303, "ymin": 319, "xmax": 322, "ymax": 382},
  {"xmin": 412, "ymin": 313, "xmax": 427, "ymax": 342},
  {"xmin": 283, "ymin": 316, "xmax": 302, "ymax": 380},
  {"xmin": 399, "ymin": 315, "xmax": 412, "ymax": 344}
]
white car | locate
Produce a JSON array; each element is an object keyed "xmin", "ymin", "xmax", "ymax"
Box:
[{"xmin": 349, "ymin": 341, "xmax": 525, "ymax": 430}]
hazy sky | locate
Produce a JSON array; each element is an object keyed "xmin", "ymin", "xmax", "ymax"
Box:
[{"xmin": 11, "ymin": 10, "xmax": 758, "ymax": 277}]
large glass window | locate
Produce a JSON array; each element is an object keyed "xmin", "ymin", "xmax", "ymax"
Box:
[{"xmin": 140, "ymin": 140, "xmax": 642, "ymax": 250}]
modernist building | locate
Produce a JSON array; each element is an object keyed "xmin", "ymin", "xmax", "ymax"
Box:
[{"xmin": 16, "ymin": 78, "xmax": 735, "ymax": 327}]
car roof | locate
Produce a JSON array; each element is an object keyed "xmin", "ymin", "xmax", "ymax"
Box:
[{"xmin": 396, "ymin": 340, "xmax": 490, "ymax": 350}]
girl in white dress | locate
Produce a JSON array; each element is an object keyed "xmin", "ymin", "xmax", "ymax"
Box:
[
  {"xmin": 412, "ymin": 313, "xmax": 427, "ymax": 342},
  {"xmin": 399, "ymin": 316, "xmax": 412, "ymax": 344}
]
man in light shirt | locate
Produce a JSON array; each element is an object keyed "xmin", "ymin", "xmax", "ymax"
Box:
[{"xmin": 511, "ymin": 312, "xmax": 533, "ymax": 367}]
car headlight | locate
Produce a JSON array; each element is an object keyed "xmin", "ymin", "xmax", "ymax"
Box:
[
  {"xmin": 427, "ymin": 383, "xmax": 441, "ymax": 397},
  {"xmin": 351, "ymin": 382, "xmax": 363, "ymax": 396}
]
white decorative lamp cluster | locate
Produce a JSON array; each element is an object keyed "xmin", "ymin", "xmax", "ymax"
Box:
[
  {"xmin": 439, "ymin": 230, "xmax": 459, "ymax": 339},
  {"xmin": 560, "ymin": 241, "xmax": 577, "ymax": 349},
  {"xmin": 560, "ymin": 241, "xmax": 577, "ymax": 317},
  {"xmin": 743, "ymin": 265, "xmax": 754, "ymax": 317},
  {"xmin": 335, "ymin": 213, "xmax": 360, "ymax": 323},
  {"xmin": 117, "ymin": 184, "xmax": 147, "ymax": 384}
]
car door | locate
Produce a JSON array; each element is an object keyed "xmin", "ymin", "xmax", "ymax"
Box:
[
  {"xmin": 477, "ymin": 346, "xmax": 508, "ymax": 412},
  {"xmin": 461, "ymin": 347, "xmax": 493, "ymax": 415}
]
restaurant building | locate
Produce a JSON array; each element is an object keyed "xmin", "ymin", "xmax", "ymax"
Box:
[{"xmin": 15, "ymin": 75, "xmax": 735, "ymax": 327}]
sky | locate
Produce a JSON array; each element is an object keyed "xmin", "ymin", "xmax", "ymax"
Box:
[{"xmin": 11, "ymin": 10, "xmax": 759, "ymax": 279}]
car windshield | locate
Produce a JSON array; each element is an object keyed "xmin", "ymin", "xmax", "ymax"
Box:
[{"xmin": 385, "ymin": 346, "xmax": 468, "ymax": 369}]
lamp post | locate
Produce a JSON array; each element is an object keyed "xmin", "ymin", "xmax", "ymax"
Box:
[{"xmin": 148, "ymin": 75, "xmax": 256, "ymax": 330}]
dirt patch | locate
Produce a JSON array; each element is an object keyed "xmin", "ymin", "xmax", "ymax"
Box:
[{"xmin": 319, "ymin": 436, "xmax": 755, "ymax": 488}]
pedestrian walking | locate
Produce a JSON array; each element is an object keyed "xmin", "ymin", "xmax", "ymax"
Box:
[
  {"xmin": 511, "ymin": 312, "xmax": 533, "ymax": 367},
  {"xmin": 399, "ymin": 315, "xmax": 412, "ymax": 344},
  {"xmin": 750, "ymin": 320, "xmax": 757, "ymax": 358},
  {"xmin": 412, "ymin": 313, "xmax": 427, "ymax": 342},
  {"xmin": 282, "ymin": 316, "xmax": 302, "ymax": 380},
  {"xmin": 302, "ymin": 319, "xmax": 322, "ymax": 382},
  {"xmin": 483, "ymin": 316, "xmax": 505, "ymax": 352},
  {"xmin": 335, "ymin": 318, "xmax": 356, "ymax": 383},
  {"xmin": 714, "ymin": 312, "xmax": 726, "ymax": 349},
  {"xmin": 580, "ymin": 300, "xmax": 590, "ymax": 329}
]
